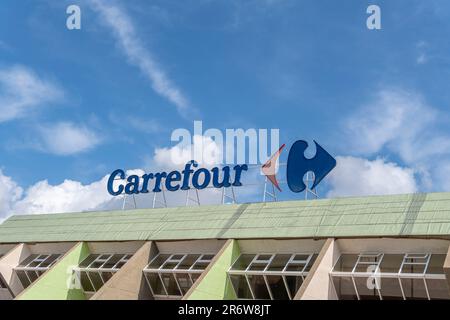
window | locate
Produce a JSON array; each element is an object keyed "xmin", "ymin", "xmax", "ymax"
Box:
[
  {"xmin": 14, "ymin": 254, "xmax": 62, "ymax": 289},
  {"xmin": 0, "ymin": 274, "xmax": 7, "ymax": 289},
  {"xmin": 331, "ymin": 253, "xmax": 450, "ymax": 300},
  {"xmin": 228, "ymin": 253, "xmax": 317, "ymax": 300},
  {"xmin": 74, "ymin": 254, "xmax": 132, "ymax": 293},
  {"xmin": 143, "ymin": 253, "xmax": 214, "ymax": 299}
]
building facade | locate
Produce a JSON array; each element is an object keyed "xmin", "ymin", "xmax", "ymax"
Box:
[{"xmin": 0, "ymin": 192, "xmax": 450, "ymax": 300}]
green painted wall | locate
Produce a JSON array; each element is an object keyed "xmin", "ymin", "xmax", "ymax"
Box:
[
  {"xmin": 187, "ymin": 239, "xmax": 240, "ymax": 300},
  {"xmin": 18, "ymin": 242, "xmax": 90, "ymax": 300}
]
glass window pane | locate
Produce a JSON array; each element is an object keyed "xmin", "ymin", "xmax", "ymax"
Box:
[
  {"xmin": 401, "ymin": 278, "xmax": 428, "ymax": 299},
  {"xmin": 39, "ymin": 254, "xmax": 60, "ymax": 268},
  {"xmin": 102, "ymin": 254, "xmax": 123, "ymax": 269},
  {"xmin": 115, "ymin": 260, "xmax": 128, "ymax": 269},
  {"xmin": 162, "ymin": 262, "xmax": 179, "ymax": 270},
  {"xmin": 293, "ymin": 254, "xmax": 310, "ymax": 261},
  {"xmin": 256, "ymin": 255, "xmax": 272, "ymax": 261},
  {"xmin": 230, "ymin": 254, "xmax": 255, "ymax": 271},
  {"xmin": 401, "ymin": 263, "xmax": 426, "ymax": 274},
  {"xmin": 191, "ymin": 261, "xmax": 210, "ymax": 271},
  {"xmin": 160, "ymin": 273, "xmax": 181, "ymax": 296},
  {"xmin": 201, "ymin": 254, "xmax": 215, "ymax": 261},
  {"xmin": 353, "ymin": 277, "xmax": 380, "ymax": 300},
  {"xmin": 379, "ymin": 278, "xmax": 403, "ymax": 300},
  {"xmin": 426, "ymin": 279, "xmax": 450, "ymax": 300},
  {"xmin": 146, "ymin": 273, "xmax": 165, "ymax": 295},
  {"xmin": 248, "ymin": 263, "xmax": 267, "ymax": 271},
  {"xmin": 284, "ymin": 276, "xmax": 303, "ymax": 298},
  {"xmin": 90, "ymin": 259, "xmax": 106, "ymax": 269},
  {"xmin": 266, "ymin": 275, "xmax": 289, "ymax": 300},
  {"xmin": 100, "ymin": 272, "xmax": 113, "ymax": 283},
  {"xmin": 332, "ymin": 276, "xmax": 358, "ymax": 300},
  {"xmin": 88, "ymin": 272, "xmax": 104, "ymax": 291},
  {"xmin": 27, "ymin": 271, "xmax": 38, "ymax": 283},
  {"xmin": 16, "ymin": 270, "xmax": 31, "ymax": 289},
  {"xmin": 0, "ymin": 274, "xmax": 7, "ymax": 289},
  {"xmin": 379, "ymin": 254, "xmax": 403, "ymax": 273},
  {"xmin": 354, "ymin": 255, "xmax": 382, "ymax": 273},
  {"xmin": 29, "ymin": 255, "xmax": 48, "ymax": 268},
  {"xmin": 172, "ymin": 255, "xmax": 184, "ymax": 260},
  {"xmin": 190, "ymin": 273, "xmax": 200, "ymax": 284},
  {"xmin": 247, "ymin": 275, "xmax": 270, "ymax": 299},
  {"xmin": 80, "ymin": 272, "xmax": 94, "ymax": 292},
  {"xmin": 333, "ymin": 255, "xmax": 358, "ymax": 272},
  {"xmin": 267, "ymin": 254, "xmax": 291, "ymax": 271},
  {"xmin": 426, "ymin": 255, "xmax": 446, "ymax": 274},
  {"xmin": 177, "ymin": 255, "xmax": 200, "ymax": 270},
  {"xmin": 230, "ymin": 275, "xmax": 253, "ymax": 299},
  {"xmin": 303, "ymin": 254, "xmax": 318, "ymax": 272},
  {"xmin": 79, "ymin": 254, "xmax": 99, "ymax": 268},
  {"xmin": 175, "ymin": 273, "xmax": 193, "ymax": 295},
  {"xmin": 147, "ymin": 254, "xmax": 170, "ymax": 269},
  {"xmin": 285, "ymin": 263, "xmax": 306, "ymax": 272},
  {"xmin": 19, "ymin": 254, "xmax": 39, "ymax": 267}
]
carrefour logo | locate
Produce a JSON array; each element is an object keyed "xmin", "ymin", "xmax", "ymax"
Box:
[
  {"xmin": 107, "ymin": 140, "xmax": 336, "ymax": 196},
  {"xmin": 262, "ymin": 140, "xmax": 336, "ymax": 193}
]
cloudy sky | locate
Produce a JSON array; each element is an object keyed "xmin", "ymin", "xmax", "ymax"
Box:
[{"xmin": 1, "ymin": 0, "xmax": 450, "ymax": 220}]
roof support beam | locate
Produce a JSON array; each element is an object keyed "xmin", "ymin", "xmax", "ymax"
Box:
[
  {"xmin": 90, "ymin": 241, "xmax": 157, "ymax": 300},
  {"xmin": 183, "ymin": 239, "xmax": 240, "ymax": 300},
  {"xmin": 294, "ymin": 238, "xmax": 340, "ymax": 300}
]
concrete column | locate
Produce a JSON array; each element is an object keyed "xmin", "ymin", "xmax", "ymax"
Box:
[
  {"xmin": 183, "ymin": 239, "xmax": 240, "ymax": 300},
  {"xmin": 17, "ymin": 242, "xmax": 89, "ymax": 300},
  {"xmin": 444, "ymin": 243, "xmax": 450, "ymax": 289},
  {"xmin": 0, "ymin": 243, "xmax": 31, "ymax": 297},
  {"xmin": 90, "ymin": 241, "xmax": 157, "ymax": 300},
  {"xmin": 294, "ymin": 238, "xmax": 340, "ymax": 300}
]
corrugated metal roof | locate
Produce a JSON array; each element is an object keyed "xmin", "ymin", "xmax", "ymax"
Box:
[{"xmin": 1, "ymin": 192, "xmax": 450, "ymax": 243}]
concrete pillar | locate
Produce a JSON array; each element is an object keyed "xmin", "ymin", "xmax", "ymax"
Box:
[
  {"xmin": 183, "ymin": 239, "xmax": 240, "ymax": 300},
  {"xmin": 17, "ymin": 242, "xmax": 89, "ymax": 300},
  {"xmin": 0, "ymin": 243, "xmax": 31, "ymax": 297},
  {"xmin": 294, "ymin": 238, "xmax": 340, "ymax": 300},
  {"xmin": 444, "ymin": 243, "xmax": 450, "ymax": 289},
  {"xmin": 90, "ymin": 241, "xmax": 157, "ymax": 300}
]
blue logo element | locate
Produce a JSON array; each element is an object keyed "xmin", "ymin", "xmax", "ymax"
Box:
[{"xmin": 286, "ymin": 140, "xmax": 336, "ymax": 193}]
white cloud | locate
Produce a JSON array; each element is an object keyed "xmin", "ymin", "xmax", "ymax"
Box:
[
  {"xmin": 12, "ymin": 176, "xmax": 115, "ymax": 216},
  {"xmin": 89, "ymin": 0, "xmax": 190, "ymax": 115},
  {"xmin": 152, "ymin": 135, "xmax": 223, "ymax": 169},
  {"xmin": 345, "ymin": 88, "xmax": 450, "ymax": 164},
  {"xmin": 327, "ymin": 156, "xmax": 418, "ymax": 198},
  {"xmin": 0, "ymin": 170, "xmax": 23, "ymax": 220},
  {"xmin": 38, "ymin": 122, "xmax": 101, "ymax": 156},
  {"xmin": 0, "ymin": 65, "xmax": 63, "ymax": 123}
]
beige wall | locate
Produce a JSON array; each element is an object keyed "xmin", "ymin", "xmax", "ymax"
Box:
[
  {"xmin": 88, "ymin": 241, "xmax": 145, "ymax": 254},
  {"xmin": 337, "ymin": 238, "xmax": 450, "ymax": 254},
  {"xmin": 156, "ymin": 239, "xmax": 226, "ymax": 254},
  {"xmin": 28, "ymin": 242, "xmax": 76, "ymax": 255},
  {"xmin": 238, "ymin": 239, "xmax": 325, "ymax": 254}
]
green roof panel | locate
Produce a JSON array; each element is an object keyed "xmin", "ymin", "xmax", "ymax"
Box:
[{"xmin": 1, "ymin": 192, "xmax": 450, "ymax": 243}]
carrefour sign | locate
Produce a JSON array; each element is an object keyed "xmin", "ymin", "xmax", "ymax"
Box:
[
  {"xmin": 107, "ymin": 162, "xmax": 248, "ymax": 196},
  {"xmin": 107, "ymin": 140, "xmax": 336, "ymax": 196}
]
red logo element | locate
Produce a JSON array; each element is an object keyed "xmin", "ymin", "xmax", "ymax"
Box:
[{"xmin": 261, "ymin": 144, "xmax": 285, "ymax": 191}]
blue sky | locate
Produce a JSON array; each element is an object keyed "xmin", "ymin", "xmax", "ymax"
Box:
[{"xmin": 1, "ymin": 0, "xmax": 450, "ymax": 218}]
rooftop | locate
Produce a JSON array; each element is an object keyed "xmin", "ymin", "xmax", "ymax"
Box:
[{"xmin": 1, "ymin": 192, "xmax": 450, "ymax": 243}]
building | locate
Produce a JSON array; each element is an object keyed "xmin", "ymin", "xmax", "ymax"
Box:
[{"xmin": 0, "ymin": 192, "xmax": 450, "ymax": 300}]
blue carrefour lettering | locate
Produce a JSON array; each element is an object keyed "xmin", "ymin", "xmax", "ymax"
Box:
[
  {"xmin": 107, "ymin": 169, "xmax": 125, "ymax": 196},
  {"xmin": 107, "ymin": 161, "xmax": 248, "ymax": 196}
]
